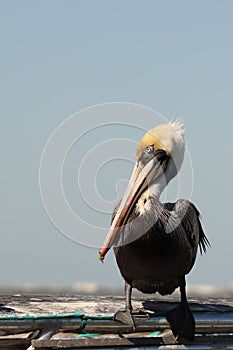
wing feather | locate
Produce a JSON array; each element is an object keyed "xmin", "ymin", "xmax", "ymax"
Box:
[{"xmin": 174, "ymin": 200, "xmax": 210, "ymax": 254}]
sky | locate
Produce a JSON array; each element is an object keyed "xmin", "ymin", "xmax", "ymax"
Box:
[{"xmin": 1, "ymin": 0, "xmax": 233, "ymax": 290}]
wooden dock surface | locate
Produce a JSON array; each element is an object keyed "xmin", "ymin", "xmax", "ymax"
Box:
[
  {"xmin": 2, "ymin": 294, "xmax": 233, "ymax": 316},
  {"xmin": 0, "ymin": 294, "xmax": 233, "ymax": 349}
]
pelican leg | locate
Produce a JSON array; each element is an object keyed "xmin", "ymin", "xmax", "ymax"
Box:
[
  {"xmin": 125, "ymin": 281, "xmax": 133, "ymax": 311},
  {"xmin": 114, "ymin": 282, "xmax": 136, "ymax": 328},
  {"xmin": 114, "ymin": 282, "xmax": 148, "ymax": 329},
  {"xmin": 166, "ymin": 276, "xmax": 195, "ymax": 341}
]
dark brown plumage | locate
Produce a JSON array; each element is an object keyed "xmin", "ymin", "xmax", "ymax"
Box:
[{"xmin": 114, "ymin": 199, "xmax": 208, "ymax": 296}]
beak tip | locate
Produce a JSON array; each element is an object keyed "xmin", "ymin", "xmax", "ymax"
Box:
[{"xmin": 98, "ymin": 251, "xmax": 104, "ymax": 263}]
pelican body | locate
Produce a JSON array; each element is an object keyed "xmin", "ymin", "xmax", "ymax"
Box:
[
  {"xmin": 99, "ymin": 121, "xmax": 209, "ymax": 341},
  {"xmin": 114, "ymin": 198, "xmax": 205, "ymax": 295}
]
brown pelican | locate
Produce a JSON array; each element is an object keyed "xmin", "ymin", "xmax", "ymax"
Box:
[{"xmin": 98, "ymin": 121, "xmax": 209, "ymax": 340}]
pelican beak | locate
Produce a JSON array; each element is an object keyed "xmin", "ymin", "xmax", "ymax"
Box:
[{"xmin": 98, "ymin": 150, "xmax": 169, "ymax": 261}]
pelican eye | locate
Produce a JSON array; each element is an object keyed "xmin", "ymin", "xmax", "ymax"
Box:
[
  {"xmin": 145, "ymin": 145, "xmax": 154, "ymax": 153},
  {"xmin": 138, "ymin": 145, "xmax": 156, "ymax": 166}
]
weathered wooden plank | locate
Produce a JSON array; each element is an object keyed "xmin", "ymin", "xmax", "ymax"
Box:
[
  {"xmin": 33, "ymin": 336, "xmax": 163, "ymax": 348},
  {"xmin": 32, "ymin": 334, "xmax": 233, "ymax": 349},
  {"xmin": 1, "ymin": 295, "xmax": 233, "ymax": 317},
  {"xmin": 0, "ymin": 338, "xmax": 31, "ymax": 347},
  {"xmin": 0, "ymin": 332, "xmax": 33, "ymax": 349}
]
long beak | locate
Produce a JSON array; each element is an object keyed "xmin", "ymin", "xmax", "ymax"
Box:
[{"xmin": 98, "ymin": 154, "xmax": 168, "ymax": 262}]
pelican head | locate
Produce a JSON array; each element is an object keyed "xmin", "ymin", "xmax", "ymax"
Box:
[{"xmin": 98, "ymin": 120, "xmax": 185, "ymax": 261}]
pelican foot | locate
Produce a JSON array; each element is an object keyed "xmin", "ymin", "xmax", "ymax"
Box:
[
  {"xmin": 114, "ymin": 309, "xmax": 149, "ymax": 329},
  {"xmin": 166, "ymin": 303, "xmax": 195, "ymax": 341}
]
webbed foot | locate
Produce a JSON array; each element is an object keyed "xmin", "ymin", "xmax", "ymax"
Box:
[
  {"xmin": 114, "ymin": 308, "xmax": 149, "ymax": 329},
  {"xmin": 166, "ymin": 302, "xmax": 195, "ymax": 341}
]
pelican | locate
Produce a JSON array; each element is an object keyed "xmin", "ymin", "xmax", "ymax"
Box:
[{"xmin": 98, "ymin": 121, "xmax": 209, "ymax": 340}]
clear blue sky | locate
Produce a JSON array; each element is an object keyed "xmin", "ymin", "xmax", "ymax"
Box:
[{"xmin": 1, "ymin": 1, "xmax": 233, "ymax": 289}]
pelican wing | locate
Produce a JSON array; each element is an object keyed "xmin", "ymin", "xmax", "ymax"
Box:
[{"xmin": 173, "ymin": 199, "xmax": 210, "ymax": 254}]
